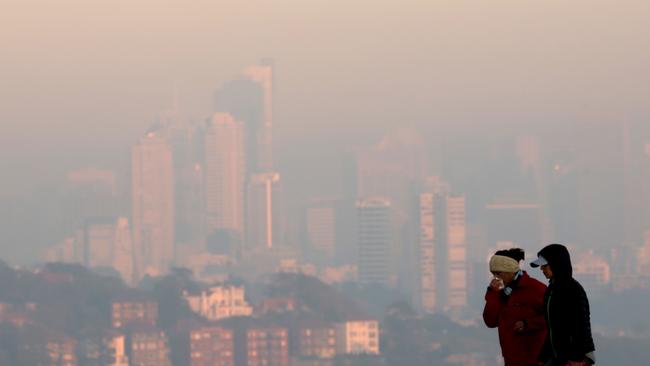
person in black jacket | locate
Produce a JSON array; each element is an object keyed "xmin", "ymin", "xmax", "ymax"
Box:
[{"xmin": 530, "ymin": 244, "xmax": 596, "ymax": 366}]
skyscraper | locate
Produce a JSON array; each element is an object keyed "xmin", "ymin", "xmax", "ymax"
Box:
[
  {"xmin": 131, "ymin": 133, "xmax": 175, "ymax": 279},
  {"xmin": 112, "ymin": 217, "xmax": 135, "ymax": 285},
  {"xmin": 204, "ymin": 113, "xmax": 245, "ymax": 242},
  {"xmin": 215, "ymin": 61, "xmax": 274, "ymax": 176},
  {"xmin": 155, "ymin": 111, "xmax": 206, "ymax": 249},
  {"xmin": 244, "ymin": 61, "xmax": 274, "ymax": 172},
  {"xmin": 82, "ymin": 217, "xmax": 117, "ymax": 269},
  {"xmin": 416, "ymin": 178, "xmax": 467, "ymax": 315},
  {"xmin": 80, "ymin": 216, "xmax": 134, "ymax": 284},
  {"xmin": 246, "ymin": 172, "xmax": 284, "ymax": 251},
  {"xmin": 357, "ymin": 197, "xmax": 393, "ymax": 286},
  {"xmin": 446, "ymin": 195, "xmax": 467, "ymax": 314},
  {"xmin": 304, "ymin": 198, "xmax": 338, "ymax": 261}
]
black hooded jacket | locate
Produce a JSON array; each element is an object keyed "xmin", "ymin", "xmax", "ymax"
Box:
[{"xmin": 537, "ymin": 244, "xmax": 595, "ymax": 364}]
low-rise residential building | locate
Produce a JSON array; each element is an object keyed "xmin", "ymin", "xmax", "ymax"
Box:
[
  {"xmin": 335, "ymin": 320, "xmax": 380, "ymax": 355},
  {"xmin": 111, "ymin": 299, "xmax": 158, "ymax": 329},
  {"xmin": 294, "ymin": 321, "xmax": 337, "ymax": 359},
  {"xmin": 189, "ymin": 325, "xmax": 234, "ymax": 366},
  {"xmin": 129, "ymin": 328, "xmax": 171, "ymax": 366},
  {"xmin": 46, "ymin": 335, "xmax": 78, "ymax": 366},
  {"xmin": 246, "ymin": 327, "xmax": 290, "ymax": 366}
]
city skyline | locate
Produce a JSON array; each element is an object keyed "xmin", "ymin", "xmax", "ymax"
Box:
[{"xmin": 2, "ymin": 2, "xmax": 650, "ymax": 364}]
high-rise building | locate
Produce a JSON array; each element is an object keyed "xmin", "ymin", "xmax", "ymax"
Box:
[
  {"xmin": 446, "ymin": 195, "xmax": 467, "ymax": 313},
  {"xmin": 356, "ymin": 198, "xmax": 393, "ymax": 286},
  {"xmin": 417, "ymin": 191, "xmax": 438, "ymax": 314},
  {"xmin": 155, "ymin": 112, "xmax": 206, "ymax": 249},
  {"xmin": 304, "ymin": 199, "xmax": 338, "ymax": 260},
  {"xmin": 82, "ymin": 217, "xmax": 118, "ymax": 269},
  {"xmin": 112, "ymin": 217, "xmax": 135, "ymax": 285},
  {"xmin": 215, "ymin": 61, "xmax": 274, "ymax": 176},
  {"xmin": 247, "ymin": 172, "xmax": 284, "ymax": 251},
  {"xmin": 356, "ymin": 130, "xmax": 427, "ymax": 291},
  {"xmin": 637, "ymin": 232, "xmax": 650, "ymax": 277},
  {"xmin": 416, "ymin": 178, "xmax": 467, "ymax": 315},
  {"xmin": 204, "ymin": 113, "xmax": 245, "ymax": 241},
  {"xmin": 45, "ymin": 236, "xmax": 81, "ymax": 264},
  {"xmin": 131, "ymin": 133, "xmax": 175, "ymax": 279},
  {"xmin": 78, "ymin": 216, "xmax": 135, "ymax": 284},
  {"xmin": 244, "ymin": 61, "xmax": 274, "ymax": 172}
]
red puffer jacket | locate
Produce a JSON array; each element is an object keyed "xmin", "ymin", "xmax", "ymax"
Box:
[{"xmin": 483, "ymin": 271, "xmax": 548, "ymax": 366}]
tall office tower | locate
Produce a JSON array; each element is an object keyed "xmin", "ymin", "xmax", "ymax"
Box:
[
  {"xmin": 246, "ymin": 172, "xmax": 284, "ymax": 251},
  {"xmin": 131, "ymin": 133, "xmax": 175, "ymax": 279},
  {"xmin": 356, "ymin": 129, "xmax": 427, "ymax": 291},
  {"xmin": 637, "ymin": 232, "xmax": 650, "ymax": 277},
  {"xmin": 446, "ymin": 195, "xmax": 467, "ymax": 313},
  {"xmin": 155, "ymin": 111, "xmax": 206, "ymax": 249},
  {"xmin": 357, "ymin": 198, "xmax": 393, "ymax": 286},
  {"xmin": 175, "ymin": 163, "xmax": 204, "ymax": 248},
  {"xmin": 515, "ymin": 135, "xmax": 541, "ymax": 175},
  {"xmin": 575, "ymin": 122, "xmax": 624, "ymax": 250},
  {"xmin": 204, "ymin": 113, "xmax": 245, "ymax": 243},
  {"xmin": 82, "ymin": 217, "xmax": 116, "ymax": 269},
  {"xmin": 641, "ymin": 143, "xmax": 650, "ymax": 239},
  {"xmin": 54, "ymin": 217, "xmax": 134, "ymax": 284},
  {"xmin": 516, "ymin": 135, "xmax": 551, "ymax": 243},
  {"xmin": 415, "ymin": 178, "xmax": 468, "ymax": 315},
  {"xmin": 545, "ymin": 144, "xmax": 580, "ymax": 245},
  {"xmin": 112, "ymin": 217, "xmax": 135, "ymax": 285},
  {"xmin": 304, "ymin": 198, "xmax": 338, "ymax": 261},
  {"xmin": 244, "ymin": 61, "xmax": 274, "ymax": 172},
  {"xmin": 215, "ymin": 61, "xmax": 273, "ymax": 176},
  {"xmin": 418, "ymin": 191, "xmax": 437, "ymax": 314},
  {"xmin": 621, "ymin": 122, "xmax": 650, "ymax": 246}
]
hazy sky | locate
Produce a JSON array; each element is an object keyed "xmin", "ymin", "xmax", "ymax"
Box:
[{"xmin": 1, "ymin": 0, "xmax": 650, "ymax": 194}]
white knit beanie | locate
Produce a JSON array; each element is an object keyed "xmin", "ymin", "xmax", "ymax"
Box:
[{"xmin": 489, "ymin": 255, "xmax": 520, "ymax": 273}]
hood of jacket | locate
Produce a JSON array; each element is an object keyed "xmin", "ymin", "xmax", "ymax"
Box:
[{"xmin": 537, "ymin": 243, "xmax": 573, "ymax": 279}]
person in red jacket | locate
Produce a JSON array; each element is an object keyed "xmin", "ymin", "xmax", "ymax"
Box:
[{"xmin": 483, "ymin": 248, "xmax": 547, "ymax": 366}]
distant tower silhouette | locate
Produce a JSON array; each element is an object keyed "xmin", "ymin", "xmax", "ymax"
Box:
[
  {"xmin": 204, "ymin": 113, "xmax": 245, "ymax": 241},
  {"xmin": 215, "ymin": 60, "xmax": 274, "ymax": 176},
  {"xmin": 246, "ymin": 172, "xmax": 284, "ymax": 251},
  {"xmin": 357, "ymin": 197, "xmax": 393, "ymax": 286},
  {"xmin": 244, "ymin": 60, "xmax": 274, "ymax": 172},
  {"xmin": 131, "ymin": 133, "xmax": 175, "ymax": 279},
  {"xmin": 416, "ymin": 177, "xmax": 467, "ymax": 316}
]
